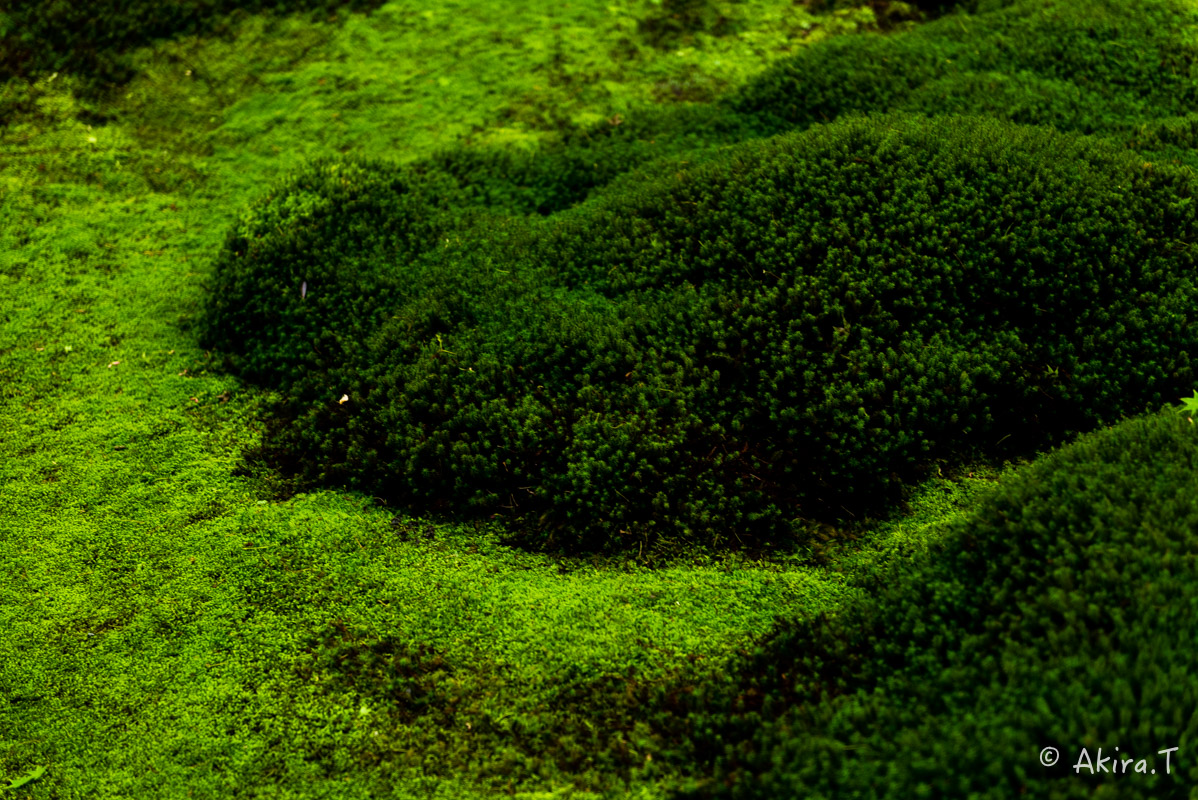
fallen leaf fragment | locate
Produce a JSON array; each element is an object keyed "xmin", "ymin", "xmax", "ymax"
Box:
[{"xmin": 5, "ymin": 765, "xmax": 46, "ymax": 790}]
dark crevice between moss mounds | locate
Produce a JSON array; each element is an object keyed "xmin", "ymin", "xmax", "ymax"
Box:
[
  {"xmin": 804, "ymin": 0, "xmax": 955, "ymax": 30},
  {"xmin": 682, "ymin": 411, "xmax": 1198, "ymax": 798},
  {"xmin": 636, "ymin": 0, "xmax": 741, "ymax": 50},
  {"xmin": 634, "ymin": 0, "xmax": 964, "ymax": 49}
]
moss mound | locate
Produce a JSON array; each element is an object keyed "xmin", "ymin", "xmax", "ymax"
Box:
[
  {"xmin": 200, "ymin": 157, "xmax": 492, "ymax": 388},
  {"xmin": 726, "ymin": 0, "xmax": 1198, "ymax": 142},
  {"xmin": 201, "ymin": 112, "xmax": 1198, "ymax": 550},
  {"xmin": 688, "ymin": 410, "xmax": 1198, "ymax": 797},
  {"xmin": 200, "ymin": 0, "xmax": 1198, "ymax": 552}
]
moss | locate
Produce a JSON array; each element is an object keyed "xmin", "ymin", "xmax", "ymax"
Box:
[
  {"xmin": 204, "ymin": 112, "xmax": 1198, "ymax": 551},
  {"xmin": 1, "ymin": 1, "xmax": 943, "ymax": 795},
  {"xmin": 196, "ymin": 0, "xmax": 1198, "ymax": 552},
  {"xmin": 7, "ymin": 0, "xmax": 1198, "ymax": 795},
  {"xmin": 727, "ymin": 0, "xmax": 1198, "ymax": 140},
  {"xmin": 692, "ymin": 410, "xmax": 1198, "ymax": 798},
  {"xmin": 0, "ymin": 0, "xmax": 386, "ymax": 91}
]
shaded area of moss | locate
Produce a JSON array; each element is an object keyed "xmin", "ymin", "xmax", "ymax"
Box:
[
  {"xmin": 686, "ymin": 410, "xmax": 1198, "ymax": 798},
  {"xmin": 0, "ymin": 0, "xmax": 386, "ymax": 94},
  {"xmin": 195, "ymin": 0, "xmax": 1198, "ymax": 553}
]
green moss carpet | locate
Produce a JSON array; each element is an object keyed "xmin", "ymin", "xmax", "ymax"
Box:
[{"xmin": 3, "ymin": 0, "xmax": 1198, "ymax": 797}]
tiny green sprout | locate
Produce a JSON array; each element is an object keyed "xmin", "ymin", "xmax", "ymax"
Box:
[{"xmin": 1177, "ymin": 390, "xmax": 1198, "ymax": 424}]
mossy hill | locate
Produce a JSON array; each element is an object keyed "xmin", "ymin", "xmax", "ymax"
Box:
[{"xmin": 202, "ymin": 0, "xmax": 1198, "ymax": 552}]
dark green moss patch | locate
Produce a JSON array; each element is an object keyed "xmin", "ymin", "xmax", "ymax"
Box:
[
  {"xmin": 688, "ymin": 410, "xmax": 1198, "ymax": 798},
  {"xmin": 727, "ymin": 0, "xmax": 1198, "ymax": 141},
  {"xmin": 304, "ymin": 623, "xmax": 456, "ymax": 722},
  {"xmin": 202, "ymin": 112, "xmax": 1198, "ymax": 551}
]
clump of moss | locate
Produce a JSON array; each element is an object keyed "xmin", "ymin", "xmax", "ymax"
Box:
[
  {"xmin": 724, "ymin": 0, "xmax": 1198, "ymax": 141},
  {"xmin": 202, "ymin": 111, "xmax": 1198, "ymax": 551},
  {"xmin": 198, "ymin": 157, "xmax": 494, "ymax": 388},
  {"xmin": 200, "ymin": 0, "xmax": 1198, "ymax": 553},
  {"xmin": 686, "ymin": 410, "xmax": 1198, "ymax": 798}
]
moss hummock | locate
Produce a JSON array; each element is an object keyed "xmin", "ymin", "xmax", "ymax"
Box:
[
  {"xmin": 202, "ymin": 112, "xmax": 1198, "ymax": 551},
  {"xmin": 690, "ymin": 409, "xmax": 1198, "ymax": 798}
]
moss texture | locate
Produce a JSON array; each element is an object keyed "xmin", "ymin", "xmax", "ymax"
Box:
[
  {"xmin": 0, "ymin": 0, "xmax": 385, "ymax": 90},
  {"xmin": 6, "ymin": 0, "xmax": 1198, "ymax": 796},
  {"xmin": 1, "ymin": 1, "xmax": 969, "ymax": 796},
  {"xmin": 689, "ymin": 410, "xmax": 1198, "ymax": 798},
  {"xmin": 202, "ymin": 0, "xmax": 1198, "ymax": 551}
]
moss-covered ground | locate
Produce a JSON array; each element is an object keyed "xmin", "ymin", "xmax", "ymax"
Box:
[{"xmin": 0, "ymin": 0, "xmax": 1164, "ymax": 796}]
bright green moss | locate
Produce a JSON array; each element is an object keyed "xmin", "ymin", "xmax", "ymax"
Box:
[
  {"xmin": 690, "ymin": 410, "xmax": 1198, "ymax": 798},
  {"xmin": 5, "ymin": 2, "xmax": 932, "ymax": 795}
]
